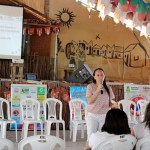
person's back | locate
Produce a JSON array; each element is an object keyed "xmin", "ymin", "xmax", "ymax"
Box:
[
  {"xmin": 89, "ymin": 108, "xmax": 136, "ymax": 150},
  {"xmin": 132, "ymin": 102, "xmax": 150, "ymax": 150}
]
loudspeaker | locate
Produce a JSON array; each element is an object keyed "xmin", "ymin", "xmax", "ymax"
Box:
[{"xmin": 66, "ymin": 64, "xmax": 93, "ymax": 83}]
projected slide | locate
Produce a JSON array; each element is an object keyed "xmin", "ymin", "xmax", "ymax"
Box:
[{"xmin": 0, "ymin": 5, "xmax": 23, "ymax": 59}]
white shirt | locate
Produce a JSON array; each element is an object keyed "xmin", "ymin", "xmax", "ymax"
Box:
[
  {"xmin": 133, "ymin": 123, "xmax": 150, "ymax": 150},
  {"xmin": 89, "ymin": 132, "xmax": 115, "ymax": 150}
]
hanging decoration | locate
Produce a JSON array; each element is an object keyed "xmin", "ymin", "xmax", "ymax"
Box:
[
  {"xmin": 36, "ymin": 28, "xmax": 43, "ymax": 36},
  {"xmin": 23, "ymin": 27, "xmax": 26, "ymax": 35},
  {"xmin": 75, "ymin": 0, "xmax": 150, "ymax": 38},
  {"xmin": 28, "ymin": 28, "xmax": 34, "ymax": 35},
  {"xmin": 45, "ymin": 27, "xmax": 51, "ymax": 35},
  {"xmin": 23, "ymin": 25, "xmax": 60, "ymax": 36}
]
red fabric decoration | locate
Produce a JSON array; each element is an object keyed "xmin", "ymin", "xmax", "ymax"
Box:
[
  {"xmin": 28, "ymin": 28, "xmax": 34, "ymax": 35},
  {"xmin": 45, "ymin": 27, "xmax": 51, "ymax": 35},
  {"xmin": 138, "ymin": 13, "xmax": 147, "ymax": 21},
  {"xmin": 23, "ymin": 27, "xmax": 26, "ymax": 35},
  {"xmin": 120, "ymin": 3, "xmax": 129, "ymax": 12},
  {"xmin": 36, "ymin": 28, "xmax": 42, "ymax": 36},
  {"xmin": 62, "ymin": 92, "xmax": 70, "ymax": 102}
]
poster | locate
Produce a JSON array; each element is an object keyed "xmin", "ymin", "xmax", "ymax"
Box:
[
  {"xmin": 124, "ymin": 83, "xmax": 150, "ymax": 117},
  {"xmin": 11, "ymin": 84, "xmax": 47, "ymax": 129},
  {"xmin": 70, "ymin": 86, "xmax": 87, "ymax": 104},
  {"xmin": 70, "ymin": 86, "xmax": 87, "ymax": 121}
]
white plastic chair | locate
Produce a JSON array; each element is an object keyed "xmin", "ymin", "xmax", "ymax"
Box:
[
  {"xmin": 136, "ymin": 136, "xmax": 150, "ymax": 150},
  {"xmin": 98, "ymin": 134, "xmax": 137, "ymax": 150},
  {"xmin": 136, "ymin": 100, "xmax": 149, "ymax": 122},
  {"xmin": 18, "ymin": 135, "xmax": 65, "ymax": 150},
  {"xmin": 20, "ymin": 98, "xmax": 43, "ymax": 139},
  {"xmin": 0, "ymin": 97, "xmax": 18, "ymax": 142},
  {"xmin": 43, "ymin": 98, "xmax": 65, "ymax": 141},
  {"xmin": 118, "ymin": 99, "xmax": 137, "ymax": 126},
  {"xmin": 0, "ymin": 138, "xmax": 14, "ymax": 150},
  {"xmin": 69, "ymin": 99, "xmax": 87, "ymax": 142}
]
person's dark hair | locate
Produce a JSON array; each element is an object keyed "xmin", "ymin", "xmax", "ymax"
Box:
[
  {"xmin": 92, "ymin": 68, "xmax": 110, "ymax": 99},
  {"xmin": 101, "ymin": 109, "xmax": 130, "ymax": 135},
  {"xmin": 143, "ymin": 102, "xmax": 150, "ymax": 129}
]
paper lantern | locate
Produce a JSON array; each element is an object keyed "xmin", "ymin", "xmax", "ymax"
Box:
[
  {"xmin": 114, "ymin": 0, "xmax": 118, "ymax": 5},
  {"xmin": 137, "ymin": 2, "xmax": 149, "ymax": 14},
  {"xmin": 131, "ymin": 0, "xmax": 139, "ymax": 6},
  {"xmin": 128, "ymin": 3, "xmax": 136, "ymax": 12},
  {"xmin": 138, "ymin": 13, "xmax": 146, "ymax": 21},
  {"xmin": 118, "ymin": 0, "xmax": 127, "ymax": 5},
  {"xmin": 120, "ymin": 3, "xmax": 129, "ymax": 12}
]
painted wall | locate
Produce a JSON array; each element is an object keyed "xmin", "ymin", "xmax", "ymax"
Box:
[{"xmin": 49, "ymin": 0, "xmax": 150, "ymax": 84}]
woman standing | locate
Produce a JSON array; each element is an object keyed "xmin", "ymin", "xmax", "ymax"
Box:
[{"xmin": 85, "ymin": 68, "xmax": 117, "ymax": 149}]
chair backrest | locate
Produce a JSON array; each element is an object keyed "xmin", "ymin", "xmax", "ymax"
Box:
[
  {"xmin": 136, "ymin": 136, "xmax": 150, "ymax": 150},
  {"xmin": 98, "ymin": 134, "xmax": 137, "ymax": 150},
  {"xmin": 0, "ymin": 138, "xmax": 14, "ymax": 150},
  {"xmin": 69, "ymin": 99, "xmax": 87, "ymax": 121},
  {"xmin": 0, "ymin": 97, "xmax": 11, "ymax": 120},
  {"xmin": 18, "ymin": 135, "xmax": 65, "ymax": 150},
  {"xmin": 20, "ymin": 98, "xmax": 40, "ymax": 121},
  {"xmin": 43, "ymin": 98, "xmax": 63, "ymax": 120},
  {"xmin": 118, "ymin": 99, "xmax": 136, "ymax": 120},
  {"xmin": 136, "ymin": 100, "xmax": 149, "ymax": 118}
]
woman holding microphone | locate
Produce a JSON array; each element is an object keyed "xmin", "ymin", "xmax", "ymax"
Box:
[{"xmin": 85, "ymin": 68, "xmax": 117, "ymax": 150}]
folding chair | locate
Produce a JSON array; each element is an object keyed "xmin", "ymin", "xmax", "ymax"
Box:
[
  {"xmin": 0, "ymin": 97, "xmax": 18, "ymax": 142},
  {"xmin": 69, "ymin": 99, "xmax": 87, "ymax": 142}
]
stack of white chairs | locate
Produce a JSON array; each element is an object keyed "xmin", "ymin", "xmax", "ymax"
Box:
[
  {"xmin": 0, "ymin": 97, "xmax": 18, "ymax": 142},
  {"xmin": 136, "ymin": 100, "xmax": 149, "ymax": 123},
  {"xmin": 20, "ymin": 98, "xmax": 43, "ymax": 139},
  {"xmin": 18, "ymin": 135, "xmax": 65, "ymax": 150},
  {"xmin": 0, "ymin": 138, "xmax": 14, "ymax": 150},
  {"xmin": 69, "ymin": 99, "xmax": 87, "ymax": 142},
  {"xmin": 98, "ymin": 134, "xmax": 137, "ymax": 150},
  {"xmin": 118, "ymin": 99, "xmax": 137, "ymax": 126},
  {"xmin": 43, "ymin": 98, "xmax": 65, "ymax": 141}
]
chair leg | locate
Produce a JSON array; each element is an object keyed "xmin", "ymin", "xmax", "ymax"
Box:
[
  {"xmin": 63, "ymin": 122, "xmax": 66, "ymax": 141},
  {"xmin": 69, "ymin": 122, "xmax": 73, "ymax": 139},
  {"xmin": 46, "ymin": 122, "xmax": 52, "ymax": 135},
  {"xmin": 40, "ymin": 123, "xmax": 43, "ymax": 135},
  {"xmin": 1, "ymin": 122, "xmax": 7, "ymax": 138},
  {"xmin": 15, "ymin": 123, "xmax": 18, "ymax": 142},
  {"xmin": 81, "ymin": 124, "xmax": 84, "ymax": 139},
  {"xmin": 34, "ymin": 123, "xmax": 37, "ymax": 135},
  {"xmin": 23, "ymin": 123, "xmax": 29, "ymax": 139},
  {"xmin": 56, "ymin": 123, "xmax": 59, "ymax": 137},
  {"xmin": 73, "ymin": 123, "xmax": 78, "ymax": 142}
]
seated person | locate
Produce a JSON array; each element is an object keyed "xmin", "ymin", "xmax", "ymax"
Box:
[
  {"xmin": 131, "ymin": 102, "xmax": 150, "ymax": 150},
  {"xmin": 89, "ymin": 108, "xmax": 134, "ymax": 150}
]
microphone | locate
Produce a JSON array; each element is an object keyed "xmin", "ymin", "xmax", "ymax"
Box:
[{"xmin": 100, "ymin": 77, "xmax": 104, "ymax": 94}]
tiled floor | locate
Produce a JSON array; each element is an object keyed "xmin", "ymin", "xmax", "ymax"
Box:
[{"xmin": 6, "ymin": 130, "xmax": 87, "ymax": 150}]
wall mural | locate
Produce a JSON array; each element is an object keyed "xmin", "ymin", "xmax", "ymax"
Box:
[
  {"xmin": 55, "ymin": 8, "xmax": 76, "ymax": 28},
  {"xmin": 64, "ymin": 40, "xmax": 149, "ymax": 68}
]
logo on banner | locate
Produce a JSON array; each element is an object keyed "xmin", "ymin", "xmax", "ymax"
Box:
[
  {"xmin": 131, "ymin": 95, "xmax": 145, "ymax": 116},
  {"xmin": 126, "ymin": 86, "xmax": 130, "ymax": 93}
]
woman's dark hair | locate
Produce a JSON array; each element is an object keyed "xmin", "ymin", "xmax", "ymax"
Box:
[
  {"xmin": 101, "ymin": 109, "xmax": 130, "ymax": 135},
  {"xmin": 92, "ymin": 68, "xmax": 110, "ymax": 99},
  {"xmin": 143, "ymin": 102, "xmax": 150, "ymax": 129}
]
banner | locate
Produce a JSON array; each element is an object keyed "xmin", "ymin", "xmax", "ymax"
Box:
[
  {"xmin": 124, "ymin": 83, "xmax": 150, "ymax": 117},
  {"xmin": 124, "ymin": 83, "xmax": 150, "ymax": 102},
  {"xmin": 70, "ymin": 86, "xmax": 88, "ymax": 104},
  {"xmin": 11, "ymin": 84, "xmax": 47, "ymax": 130}
]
